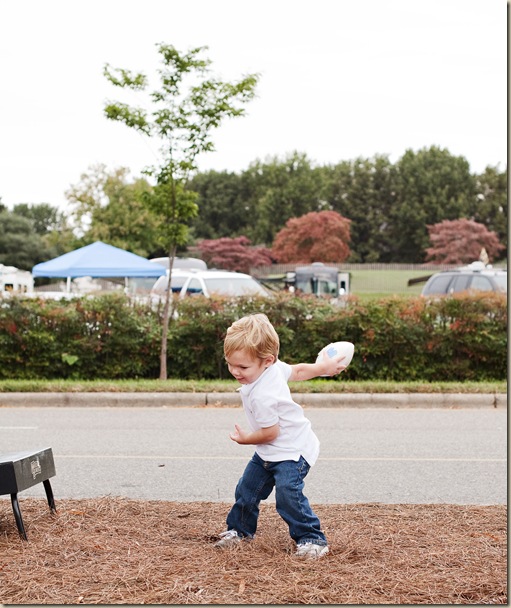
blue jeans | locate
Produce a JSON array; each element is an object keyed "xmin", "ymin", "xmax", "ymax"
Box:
[{"xmin": 226, "ymin": 452, "xmax": 327, "ymax": 546}]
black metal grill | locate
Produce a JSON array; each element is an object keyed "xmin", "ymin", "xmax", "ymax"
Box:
[{"xmin": 0, "ymin": 447, "xmax": 57, "ymax": 540}]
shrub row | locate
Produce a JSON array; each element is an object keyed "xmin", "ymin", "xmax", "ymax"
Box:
[{"xmin": 0, "ymin": 292, "xmax": 507, "ymax": 381}]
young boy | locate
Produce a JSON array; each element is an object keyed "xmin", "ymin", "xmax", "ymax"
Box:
[{"xmin": 215, "ymin": 313, "xmax": 347, "ymax": 559}]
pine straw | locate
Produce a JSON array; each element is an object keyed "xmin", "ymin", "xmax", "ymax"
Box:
[{"xmin": 0, "ymin": 498, "xmax": 506, "ymax": 605}]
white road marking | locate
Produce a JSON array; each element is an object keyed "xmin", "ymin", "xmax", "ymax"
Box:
[
  {"xmin": 321, "ymin": 457, "xmax": 507, "ymax": 462},
  {"xmin": 53, "ymin": 455, "xmax": 506, "ymax": 463}
]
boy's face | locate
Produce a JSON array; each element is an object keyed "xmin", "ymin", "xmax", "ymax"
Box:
[{"xmin": 225, "ymin": 348, "xmax": 275, "ymax": 385}]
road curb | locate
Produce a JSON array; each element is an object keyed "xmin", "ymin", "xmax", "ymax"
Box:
[{"xmin": 0, "ymin": 392, "xmax": 506, "ymax": 408}]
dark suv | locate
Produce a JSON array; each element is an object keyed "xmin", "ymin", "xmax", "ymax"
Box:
[{"xmin": 421, "ymin": 264, "xmax": 507, "ymax": 296}]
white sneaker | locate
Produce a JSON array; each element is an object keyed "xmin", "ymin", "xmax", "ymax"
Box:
[
  {"xmin": 214, "ymin": 529, "xmax": 242, "ymax": 548},
  {"xmin": 295, "ymin": 542, "xmax": 329, "ymax": 559}
]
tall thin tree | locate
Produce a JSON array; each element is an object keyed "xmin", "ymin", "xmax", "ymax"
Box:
[{"xmin": 103, "ymin": 43, "xmax": 259, "ymax": 378}]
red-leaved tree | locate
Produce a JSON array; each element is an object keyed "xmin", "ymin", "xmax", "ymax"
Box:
[
  {"xmin": 425, "ymin": 218, "xmax": 505, "ymax": 264},
  {"xmin": 198, "ymin": 236, "xmax": 274, "ymax": 273},
  {"xmin": 272, "ymin": 210, "xmax": 351, "ymax": 263}
]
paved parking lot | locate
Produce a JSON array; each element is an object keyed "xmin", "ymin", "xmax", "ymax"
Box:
[{"xmin": 0, "ymin": 405, "xmax": 506, "ymax": 505}]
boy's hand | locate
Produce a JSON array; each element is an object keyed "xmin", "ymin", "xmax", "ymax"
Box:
[
  {"xmin": 320, "ymin": 351, "xmax": 347, "ymax": 376},
  {"xmin": 230, "ymin": 423, "xmax": 248, "ymax": 444}
]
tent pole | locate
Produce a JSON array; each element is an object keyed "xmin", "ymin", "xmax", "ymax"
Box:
[{"xmin": 66, "ymin": 277, "xmax": 71, "ymax": 293}]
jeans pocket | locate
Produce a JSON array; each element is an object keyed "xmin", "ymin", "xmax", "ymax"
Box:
[{"xmin": 298, "ymin": 456, "xmax": 310, "ymax": 477}]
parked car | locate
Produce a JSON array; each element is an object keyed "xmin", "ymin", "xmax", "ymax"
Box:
[
  {"xmin": 420, "ymin": 263, "xmax": 507, "ymax": 297},
  {"xmin": 148, "ymin": 257, "xmax": 207, "ymax": 271},
  {"xmin": 129, "ymin": 257, "xmax": 208, "ymax": 295},
  {"xmin": 151, "ymin": 269, "xmax": 270, "ymax": 299}
]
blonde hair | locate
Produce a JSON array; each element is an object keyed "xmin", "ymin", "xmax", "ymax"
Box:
[{"xmin": 224, "ymin": 313, "xmax": 280, "ymax": 361}]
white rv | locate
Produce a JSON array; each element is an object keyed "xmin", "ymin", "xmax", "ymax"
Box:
[{"xmin": 0, "ymin": 264, "xmax": 34, "ymax": 295}]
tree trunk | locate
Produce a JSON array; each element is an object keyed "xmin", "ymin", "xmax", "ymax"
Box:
[{"xmin": 159, "ymin": 247, "xmax": 176, "ymax": 380}]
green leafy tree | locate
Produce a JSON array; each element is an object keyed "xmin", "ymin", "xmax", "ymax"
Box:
[
  {"xmin": 188, "ymin": 170, "xmax": 247, "ymax": 239},
  {"xmin": 471, "ymin": 165, "xmax": 508, "ymax": 258},
  {"xmin": 425, "ymin": 218, "xmax": 505, "ymax": 264},
  {"xmin": 66, "ymin": 163, "xmax": 112, "ymax": 237},
  {"xmin": 0, "ymin": 210, "xmax": 54, "ymax": 269},
  {"xmin": 241, "ymin": 152, "xmax": 325, "ymax": 245},
  {"xmin": 89, "ymin": 174, "xmax": 157, "ymax": 256},
  {"xmin": 67, "ymin": 164, "xmax": 158, "ymax": 257},
  {"xmin": 321, "ymin": 155, "xmax": 398, "ymax": 262},
  {"xmin": 272, "ymin": 210, "xmax": 351, "ymax": 263},
  {"xmin": 13, "ymin": 202, "xmax": 76, "ymax": 258},
  {"xmin": 103, "ymin": 43, "xmax": 259, "ymax": 378},
  {"xmin": 13, "ymin": 203, "xmax": 60, "ymax": 234},
  {"xmin": 389, "ymin": 146, "xmax": 476, "ymax": 262}
]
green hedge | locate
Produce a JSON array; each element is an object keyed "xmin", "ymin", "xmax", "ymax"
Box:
[{"xmin": 0, "ymin": 292, "xmax": 506, "ymax": 381}]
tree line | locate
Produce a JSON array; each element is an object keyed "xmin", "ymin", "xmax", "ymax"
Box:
[
  {"xmin": 0, "ymin": 145, "xmax": 507, "ymax": 271},
  {"xmin": 187, "ymin": 147, "xmax": 507, "ymax": 263}
]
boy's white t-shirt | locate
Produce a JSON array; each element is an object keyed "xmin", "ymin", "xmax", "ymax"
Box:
[{"xmin": 238, "ymin": 359, "xmax": 320, "ymax": 466}]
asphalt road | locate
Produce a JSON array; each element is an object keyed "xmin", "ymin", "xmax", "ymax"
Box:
[{"xmin": 0, "ymin": 406, "xmax": 506, "ymax": 505}]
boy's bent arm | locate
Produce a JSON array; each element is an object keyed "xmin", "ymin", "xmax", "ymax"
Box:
[{"xmin": 230, "ymin": 423, "xmax": 280, "ymax": 445}]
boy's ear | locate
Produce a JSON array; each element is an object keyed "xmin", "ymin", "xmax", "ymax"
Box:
[{"xmin": 265, "ymin": 355, "xmax": 276, "ymax": 367}]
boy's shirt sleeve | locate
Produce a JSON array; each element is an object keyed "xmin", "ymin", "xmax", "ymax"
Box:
[
  {"xmin": 251, "ymin": 395, "xmax": 279, "ymax": 428},
  {"xmin": 277, "ymin": 359, "xmax": 292, "ymax": 381}
]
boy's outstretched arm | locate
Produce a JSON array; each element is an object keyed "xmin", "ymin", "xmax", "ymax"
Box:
[{"xmin": 288, "ymin": 352, "xmax": 346, "ymax": 382}]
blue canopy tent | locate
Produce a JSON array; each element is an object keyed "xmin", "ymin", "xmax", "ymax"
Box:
[{"xmin": 32, "ymin": 241, "xmax": 166, "ymax": 292}]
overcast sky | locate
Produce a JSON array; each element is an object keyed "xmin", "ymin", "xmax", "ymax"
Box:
[{"xmin": 0, "ymin": 0, "xmax": 506, "ymax": 212}]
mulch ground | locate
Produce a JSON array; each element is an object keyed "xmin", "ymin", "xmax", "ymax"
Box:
[{"xmin": 0, "ymin": 497, "xmax": 506, "ymax": 605}]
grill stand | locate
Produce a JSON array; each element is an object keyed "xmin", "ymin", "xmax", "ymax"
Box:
[{"xmin": 10, "ymin": 478, "xmax": 56, "ymax": 541}]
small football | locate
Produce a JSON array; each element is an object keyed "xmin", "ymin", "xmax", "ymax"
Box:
[{"xmin": 316, "ymin": 341, "xmax": 355, "ymax": 369}]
